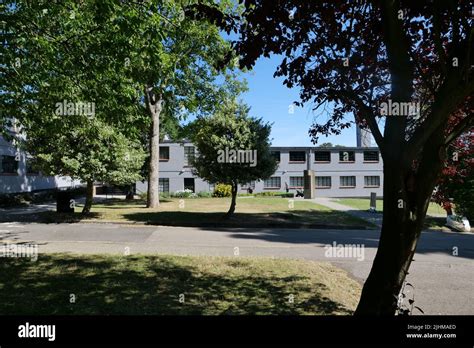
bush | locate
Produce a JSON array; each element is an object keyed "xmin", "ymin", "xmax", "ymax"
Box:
[
  {"xmin": 278, "ymin": 193, "xmax": 295, "ymax": 198},
  {"xmin": 171, "ymin": 189, "xmax": 195, "ymax": 198},
  {"xmin": 213, "ymin": 184, "xmax": 232, "ymax": 197},
  {"xmin": 197, "ymin": 191, "xmax": 212, "ymax": 198}
]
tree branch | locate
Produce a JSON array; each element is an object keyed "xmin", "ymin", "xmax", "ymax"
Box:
[{"xmin": 445, "ymin": 115, "xmax": 474, "ymax": 145}]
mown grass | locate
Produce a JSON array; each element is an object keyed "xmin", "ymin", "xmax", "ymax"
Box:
[
  {"xmin": 4, "ymin": 197, "xmax": 373, "ymax": 229},
  {"xmin": 332, "ymin": 198, "xmax": 446, "ymax": 216},
  {"xmin": 0, "ymin": 253, "xmax": 361, "ymax": 315}
]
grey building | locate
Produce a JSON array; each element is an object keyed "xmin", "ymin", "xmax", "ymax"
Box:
[
  {"xmin": 136, "ymin": 140, "xmax": 384, "ymax": 198},
  {"xmin": 0, "ymin": 134, "xmax": 80, "ymax": 194}
]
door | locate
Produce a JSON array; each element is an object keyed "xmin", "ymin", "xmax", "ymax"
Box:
[{"xmin": 184, "ymin": 178, "xmax": 195, "ymax": 193}]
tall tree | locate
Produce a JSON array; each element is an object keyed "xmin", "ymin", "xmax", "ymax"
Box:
[
  {"xmin": 1, "ymin": 0, "xmax": 148, "ymax": 213},
  {"xmin": 100, "ymin": 0, "xmax": 241, "ymax": 208},
  {"xmin": 1, "ymin": 0, "xmax": 243, "ymax": 210},
  {"xmin": 433, "ymin": 131, "xmax": 473, "ymax": 220},
  {"xmin": 189, "ymin": 101, "xmax": 277, "ymax": 216},
  {"xmin": 224, "ymin": 0, "xmax": 472, "ymax": 314}
]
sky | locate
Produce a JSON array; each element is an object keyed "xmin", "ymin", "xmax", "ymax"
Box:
[{"xmin": 238, "ymin": 55, "xmax": 361, "ymax": 147}]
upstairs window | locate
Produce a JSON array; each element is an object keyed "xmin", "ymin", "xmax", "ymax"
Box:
[
  {"xmin": 159, "ymin": 146, "xmax": 170, "ymax": 161},
  {"xmin": 270, "ymin": 151, "xmax": 281, "ymax": 162},
  {"xmin": 184, "ymin": 146, "xmax": 195, "ymax": 166},
  {"xmin": 363, "ymin": 151, "xmax": 379, "ymax": 162},
  {"xmin": 339, "ymin": 151, "xmax": 355, "ymax": 162},
  {"xmin": 289, "ymin": 151, "xmax": 306, "ymax": 162},
  {"xmin": 314, "ymin": 151, "xmax": 331, "ymax": 162}
]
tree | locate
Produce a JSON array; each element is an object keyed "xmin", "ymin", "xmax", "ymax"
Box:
[
  {"xmin": 189, "ymin": 101, "xmax": 277, "ymax": 216},
  {"xmin": 99, "ymin": 0, "xmax": 241, "ymax": 208},
  {"xmin": 433, "ymin": 131, "xmax": 473, "ymax": 220},
  {"xmin": 1, "ymin": 0, "xmax": 243, "ymax": 211},
  {"xmin": 1, "ymin": 0, "xmax": 150, "ymax": 213},
  {"xmin": 225, "ymin": 1, "xmax": 472, "ymax": 314}
]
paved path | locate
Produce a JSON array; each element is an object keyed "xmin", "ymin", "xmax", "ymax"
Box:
[
  {"xmin": 0, "ymin": 222, "xmax": 472, "ymax": 315},
  {"xmin": 314, "ymin": 197, "xmax": 383, "ymax": 227}
]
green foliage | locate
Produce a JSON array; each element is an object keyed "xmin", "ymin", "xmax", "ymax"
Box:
[
  {"xmin": 190, "ymin": 100, "xmax": 278, "ymax": 188},
  {"xmin": 171, "ymin": 189, "xmax": 196, "ymax": 198},
  {"xmin": 197, "ymin": 191, "xmax": 212, "ymax": 198},
  {"xmin": 254, "ymin": 192, "xmax": 294, "ymax": 198},
  {"xmin": 212, "ymin": 184, "xmax": 232, "ymax": 197},
  {"xmin": 452, "ymin": 178, "xmax": 474, "ymax": 220}
]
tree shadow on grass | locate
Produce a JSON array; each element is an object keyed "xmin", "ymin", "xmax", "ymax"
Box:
[
  {"xmin": 0, "ymin": 255, "xmax": 354, "ymax": 315},
  {"xmin": 121, "ymin": 210, "xmax": 372, "ymax": 229},
  {"xmin": 0, "ymin": 211, "xmax": 102, "ymax": 224}
]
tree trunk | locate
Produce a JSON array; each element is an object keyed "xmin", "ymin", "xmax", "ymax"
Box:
[
  {"xmin": 226, "ymin": 182, "xmax": 238, "ymax": 218},
  {"xmin": 145, "ymin": 85, "xmax": 162, "ymax": 209},
  {"xmin": 355, "ymin": 129, "xmax": 447, "ymax": 315},
  {"xmin": 82, "ymin": 180, "xmax": 94, "ymax": 214}
]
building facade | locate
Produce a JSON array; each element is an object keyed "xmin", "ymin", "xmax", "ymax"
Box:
[
  {"xmin": 136, "ymin": 140, "xmax": 384, "ymax": 198},
  {"xmin": 0, "ymin": 135, "xmax": 80, "ymax": 194}
]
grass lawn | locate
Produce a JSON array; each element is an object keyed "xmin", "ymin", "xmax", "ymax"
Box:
[
  {"xmin": 0, "ymin": 253, "xmax": 361, "ymax": 315},
  {"xmin": 332, "ymin": 198, "xmax": 446, "ymax": 216},
  {"xmin": 332, "ymin": 198, "xmax": 448, "ymax": 229},
  {"xmin": 10, "ymin": 197, "xmax": 373, "ymax": 229}
]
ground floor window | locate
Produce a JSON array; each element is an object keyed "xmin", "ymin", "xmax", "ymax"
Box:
[
  {"xmin": 340, "ymin": 176, "xmax": 356, "ymax": 188},
  {"xmin": 242, "ymin": 181, "xmax": 256, "ymax": 189},
  {"xmin": 159, "ymin": 178, "xmax": 169, "ymax": 193},
  {"xmin": 184, "ymin": 178, "xmax": 195, "ymax": 192},
  {"xmin": 364, "ymin": 176, "xmax": 380, "ymax": 187},
  {"xmin": 289, "ymin": 176, "xmax": 304, "ymax": 188},
  {"xmin": 264, "ymin": 176, "xmax": 281, "ymax": 189},
  {"xmin": 1, "ymin": 155, "xmax": 18, "ymax": 174},
  {"xmin": 315, "ymin": 176, "xmax": 331, "ymax": 188}
]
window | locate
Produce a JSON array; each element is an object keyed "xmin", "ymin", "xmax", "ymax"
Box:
[
  {"xmin": 159, "ymin": 178, "xmax": 169, "ymax": 193},
  {"xmin": 1, "ymin": 155, "xmax": 18, "ymax": 174},
  {"xmin": 26, "ymin": 158, "xmax": 40, "ymax": 175},
  {"xmin": 242, "ymin": 181, "xmax": 256, "ymax": 189},
  {"xmin": 289, "ymin": 176, "xmax": 304, "ymax": 188},
  {"xmin": 364, "ymin": 151, "xmax": 379, "ymax": 162},
  {"xmin": 264, "ymin": 176, "xmax": 281, "ymax": 189},
  {"xmin": 339, "ymin": 151, "xmax": 355, "ymax": 162},
  {"xmin": 184, "ymin": 178, "xmax": 195, "ymax": 192},
  {"xmin": 159, "ymin": 146, "xmax": 169, "ymax": 161},
  {"xmin": 184, "ymin": 146, "xmax": 195, "ymax": 166},
  {"xmin": 270, "ymin": 151, "xmax": 280, "ymax": 162},
  {"xmin": 340, "ymin": 176, "xmax": 356, "ymax": 188},
  {"xmin": 314, "ymin": 151, "xmax": 331, "ymax": 162},
  {"xmin": 364, "ymin": 176, "xmax": 380, "ymax": 187},
  {"xmin": 315, "ymin": 176, "xmax": 331, "ymax": 188},
  {"xmin": 289, "ymin": 151, "xmax": 306, "ymax": 162}
]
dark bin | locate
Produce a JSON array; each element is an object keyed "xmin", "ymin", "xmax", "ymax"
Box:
[{"xmin": 57, "ymin": 191, "xmax": 74, "ymax": 213}]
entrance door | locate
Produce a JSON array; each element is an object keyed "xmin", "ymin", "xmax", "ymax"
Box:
[{"xmin": 184, "ymin": 178, "xmax": 195, "ymax": 193}]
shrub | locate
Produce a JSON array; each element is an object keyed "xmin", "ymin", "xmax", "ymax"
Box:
[
  {"xmin": 212, "ymin": 184, "xmax": 232, "ymax": 197},
  {"xmin": 171, "ymin": 189, "xmax": 194, "ymax": 198},
  {"xmin": 278, "ymin": 193, "xmax": 295, "ymax": 198},
  {"xmin": 197, "ymin": 191, "xmax": 212, "ymax": 198}
]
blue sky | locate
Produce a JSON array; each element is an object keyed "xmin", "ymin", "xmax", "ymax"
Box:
[{"xmin": 238, "ymin": 55, "xmax": 360, "ymax": 147}]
